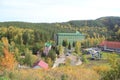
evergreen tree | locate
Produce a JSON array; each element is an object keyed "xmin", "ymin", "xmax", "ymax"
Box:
[
  {"xmin": 24, "ymin": 48, "xmax": 37, "ymax": 67},
  {"xmin": 48, "ymin": 49, "xmax": 56, "ymax": 61},
  {"xmin": 68, "ymin": 42, "xmax": 71, "ymax": 50},
  {"xmin": 62, "ymin": 40, "xmax": 68, "ymax": 47},
  {"xmin": 72, "ymin": 41, "xmax": 75, "ymax": 47}
]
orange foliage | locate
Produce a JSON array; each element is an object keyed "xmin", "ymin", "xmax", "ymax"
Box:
[
  {"xmin": 0, "ymin": 48, "xmax": 16, "ymax": 70},
  {"xmin": 1, "ymin": 37, "xmax": 9, "ymax": 49}
]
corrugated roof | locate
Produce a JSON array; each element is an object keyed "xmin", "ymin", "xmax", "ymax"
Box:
[
  {"xmin": 99, "ymin": 41, "xmax": 120, "ymax": 49},
  {"xmin": 34, "ymin": 60, "xmax": 48, "ymax": 69},
  {"xmin": 57, "ymin": 31, "xmax": 85, "ymax": 36}
]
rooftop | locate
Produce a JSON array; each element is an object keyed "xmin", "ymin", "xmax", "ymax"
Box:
[
  {"xmin": 99, "ymin": 41, "xmax": 120, "ymax": 49},
  {"xmin": 57, "ymin": 31, "xmax": 85, "ymax": 36}
]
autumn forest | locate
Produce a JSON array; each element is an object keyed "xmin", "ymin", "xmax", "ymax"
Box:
[{"xmin": 0, "ymin": 16, "xmax": 120, "ymax": 80}]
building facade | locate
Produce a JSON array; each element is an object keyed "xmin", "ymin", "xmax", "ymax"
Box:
[
  {"xmin": 99, "ymin": 41, "xmax": 120, "ymax": 52},
  {"xmin": 55, "ymin": 31, "xmax": 85, "ymax": 45}
]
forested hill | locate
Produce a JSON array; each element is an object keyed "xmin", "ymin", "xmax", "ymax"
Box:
[
  {"xmin": 0, "ymin": 16, "xmax": 120, "ymax": 29},
  {"xmin": 68, "ymin": 16, "xmax": 120, "ymax": 28},
  {"xmin": 0, "ymin": 16, "xmax": 120, "ymax": 41}
]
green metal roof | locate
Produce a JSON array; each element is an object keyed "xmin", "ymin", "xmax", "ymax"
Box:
[
  {"xmin": 45, "ymin": 42, "xmax": 51, "ymax": 47},
  {"xmin": 57, "ymin": 31, "xmax": 85, "ymax": 36}
]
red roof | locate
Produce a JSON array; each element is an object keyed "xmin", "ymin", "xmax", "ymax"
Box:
[
  {"xmin": 34, "ymin": 60, "xmax": 48, "ymax": 69},
  {"xmin": 99, "ymin": 41, "xmax": 120, "ymax": 49},
  {"xmin": 38, "ymin": 60, "xmax": 48, "ymax": 69}
]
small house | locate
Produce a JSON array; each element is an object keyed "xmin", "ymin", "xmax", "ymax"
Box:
[
  {"xmin": 33, "ymin": 60, "xmax": 48, "ymax": 69},
  {"xmin": 43, "ymin": 42, "xmax": 52, "ymax": 56}
]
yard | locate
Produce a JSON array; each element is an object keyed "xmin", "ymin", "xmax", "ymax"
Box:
[{"xmin": 81, "ymin": 51, "xmax": 120, "ymax": 68}]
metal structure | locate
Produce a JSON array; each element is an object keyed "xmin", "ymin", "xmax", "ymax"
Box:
[{"xmin": 55, "ymin": 31, "xmax": 85, "ymax": 45}]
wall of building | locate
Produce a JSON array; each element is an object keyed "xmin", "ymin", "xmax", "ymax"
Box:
[{"xmin": 55, "ymin": 33, "xmax": 85, "ymax": 45}]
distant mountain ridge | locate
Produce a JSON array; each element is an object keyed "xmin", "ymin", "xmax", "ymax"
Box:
[
  {"xmin": 0, "ymin": 16, "xmax": 120, "ymax": 29},
  {"xmin": 0, "ymin": 16, "xmax": 120, "ymax": 41},
  {"xmin": 68, "ymin": 16, "xmax": 120, "ymax": 28}
]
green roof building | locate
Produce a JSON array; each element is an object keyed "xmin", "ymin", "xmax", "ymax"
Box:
[{"xmin": 55, "ymin": 31, "xmax": 85, "ymax": 45}]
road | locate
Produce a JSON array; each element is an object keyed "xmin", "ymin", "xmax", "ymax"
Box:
[
  {"xmin": 52, "ymin": 55, "xmax": 66, "ymax": 68},
  {"xmin": 52, "ymin": 54, "xmax": 82, "ymax": 68}
]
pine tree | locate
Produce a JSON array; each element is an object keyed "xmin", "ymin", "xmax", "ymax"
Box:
[
  {"xmin": 62, "ymin": 40, "xmax": 68, "ymax": 47},
  {"xmin": 68, "ymin": 42, "xmax": 71, "ymax": 50}
]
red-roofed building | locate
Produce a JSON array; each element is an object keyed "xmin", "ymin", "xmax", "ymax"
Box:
[
  {"xmin": 99, "ymin": 41, "xmax": 120, "ymax": 52},
  {"xmin": 33, "ymin": 60, "xmax": 48, "ymax": 69}
]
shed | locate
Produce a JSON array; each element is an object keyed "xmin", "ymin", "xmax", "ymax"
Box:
[{"xmin": 33, "ymin": 60, "xmax": 48, "ymax": 69}]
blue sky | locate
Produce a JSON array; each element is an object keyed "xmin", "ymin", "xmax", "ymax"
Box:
[{"xmin": 0, "ymin": 0, "xmax": 120, "ymax": 22}]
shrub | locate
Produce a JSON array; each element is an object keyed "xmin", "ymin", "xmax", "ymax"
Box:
[
  {"xmin": 1, "ymin": 66, "xmax": 100, "ymax": 80},
  {"xmin": 106, "ymin": 53, "xmax": 119, "ymax": 68},
  {"xmin": 101, "ymin": 64, "xmax": 120, "ymax": 80},
  {"xmin": 61, "ymin": 74, "xmax": 68, "ymax": 80},
  {"xmin": 0, "ymin": 77, "xmax": 10, "ymax": 80},
  {"xmin": 82, "ymin": 55, "xmax": 89, "ymax": 63},
  {"xmin": 92, "ymin": 65, "xmax": 111, "ymax": 75}
]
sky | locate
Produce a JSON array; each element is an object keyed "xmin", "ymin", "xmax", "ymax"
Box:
[{"xmin": 0, "ymin": 0, "xmax": 120, "ymax": 23}]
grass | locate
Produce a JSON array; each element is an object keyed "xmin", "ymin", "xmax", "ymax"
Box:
[
  {"xmin": 82, "ymin": 51, "xmax": 112, "ymax": 68},
  {"xmin": 1, "ymin": 51, "xmax": 120, "ymax": 80},
  {"xmin": 0, "ymin": 66, "xmax": 100, "ymax": 80},
  {"xmin": 82, "ymin": 51, "xmax": 120, "ymax": 69}
]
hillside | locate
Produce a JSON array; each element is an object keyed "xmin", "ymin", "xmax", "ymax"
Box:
[
  {"xmin": 0, "ymin": 16, "xmax": 120, "ymax": 41},
  {"xmin": 0, "ymin": 16, "xmax": 120, "ymax": 80},
  {"xmin": 0, "ymin": 16, "xmax": 120, "ymax": 28},
  {"xmin": 0, "ymin": 16, "xmax": 120, "ymax": 29},
  {"xmin": 68, "ymin": 16, "xmax": 120, "ymax": 28}
]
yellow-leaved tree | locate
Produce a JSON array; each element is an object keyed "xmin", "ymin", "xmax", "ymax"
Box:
[{"xmin": 0, "ymin": 37, "xmax": 16, "ymax": 70}]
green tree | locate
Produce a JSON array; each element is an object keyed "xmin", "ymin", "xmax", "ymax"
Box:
[
  {"xmin": 68, "ymin": 42, "xmax": 71, "ymax": 50},
  {"xmin": 102, "ymin": 64, "xmax": 120, "ymax": 80},
  {"xmin": 82, "ymin": 55, "xmax": 89, "ymax": 63},
  {"xmin": 57, "ymin": 45, "xmax": 64, "ymax": 56},
  {"xmin": 72, "ymin": 41, "xmax": 75, "ymax": 47},
  {"xmin": 34, "ymin": 30, "xmax": 41, "ymax": 42},
  {"xmin": 14, "ymin": 47, "xmax": 21, "ymax": 62},
  {"xmin": 61, "ymin": 74, "xmax": 68, "ymax": 80},
  {"xmin": 107, "ymin": 53, "xmax": 119, "ymax": 68},
  {"xmin": 24, "ymin": 48, "xmax": 38, "ymax": 66},
  {"xmin": 48, "ymin": 49, "xmax": 56, "ymax": 61},
  {"xmin": 75, "ymin": 41, "xmax": 81, "ymax": 55},
  {"xmin": 62, "ymin": 40, "xmax": 68, "ymax": 47},
  {"xmin": 45, "ymin": 57, "xmax": 53, "ymax": 67}
]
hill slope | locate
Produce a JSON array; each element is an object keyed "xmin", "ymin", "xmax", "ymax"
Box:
[
  {"xmin": 68, "ymin": 16, "xmax": 120, "ymax": 28},
  {"xmin": 0, "ymin": 16, "xmax": 120, "ymax": 29},
  {"xmin": 0, "ymin": 16, "xmax": 120, "ymax": 41}
]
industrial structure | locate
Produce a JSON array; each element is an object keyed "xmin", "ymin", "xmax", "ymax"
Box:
[
  {"xmin": 54, "ymin": 31, "xmax": 85, "ymax": 45},
  {"xmin": 99, "ymin": 41, "xmax": 120, "ymax": 52}
]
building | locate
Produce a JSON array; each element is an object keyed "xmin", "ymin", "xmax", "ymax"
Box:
[
  {"xmin": 43, "ymin": 42, "xmax": 52, "ymax": 56},
  {"xmin": 33, "ymin": 60, "xmax": 48, "ymax": 69},
  {"xmin": 54, "ymin": 31, "xmax": 85, "ymax": 45},
  {"xmin": 99, "ymin": 41, "xmax": 120, "ymax": 52}
]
